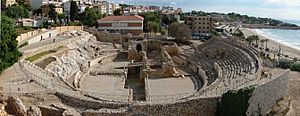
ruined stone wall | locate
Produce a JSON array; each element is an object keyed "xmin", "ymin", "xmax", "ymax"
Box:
[
  {"xmin": 22, "ymin": 37, "xmax": 81, "ymax": 58},
  {"xmin": 89, "ymin": 53, "xmax": 118, "ymax": 67},
  {"xmin": 164, "ymin": 45, "xmax": 179, "ymax": 56},
  {"xmin": 56, "ymin": 92, "xmax": 218, "ymax": 115},
  {"xmin": 246, "ymin": 70, "xmax": 289, "ymax": 116}
]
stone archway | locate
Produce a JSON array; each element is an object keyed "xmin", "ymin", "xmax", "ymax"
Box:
[{"xmin": 136, "ymin": 44, "xmax": 142, "ymax": 52}]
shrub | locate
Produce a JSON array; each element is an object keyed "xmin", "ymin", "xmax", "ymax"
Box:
[
  {"xmin": 278, "ymin": 59, "xmax": 294, "ymax": 69},
  {"xmin": 68, "ymin": 21, "xmax": 82, "ymax": 26},
  {"xmin": 290, "ymin": 63, "xmax": 300, "ymax": 72},
  {"xmin": 161, "ymin": 29, "xmax": 167, "ymax": 35},
  {"xmin": 215, "ymin": 86, "xmax": 256, "ymax": 116}
]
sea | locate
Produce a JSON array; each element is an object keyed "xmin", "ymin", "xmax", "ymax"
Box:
[{"xmin": 253, "ymin": 29, "xmax": 300, "ymax": 50}]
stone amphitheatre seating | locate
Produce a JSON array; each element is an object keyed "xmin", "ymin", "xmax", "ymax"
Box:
[{"xmin": 190, "ymin": 38, "xmax": 260, "ymax": 94}]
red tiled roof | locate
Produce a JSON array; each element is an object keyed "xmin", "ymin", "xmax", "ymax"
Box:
[{"xmin": 98, "ymin": 15, "xmax": 144, "ymax": 22}]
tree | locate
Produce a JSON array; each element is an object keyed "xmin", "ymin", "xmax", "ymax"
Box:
[
  {"xmin": 48, "ymin": 4, "xmax": 57, "ymax": 23},
  {"xmin": 16, "ymin": 0, "xmax": 31, "ymax": 10},
  {"xmin": 70, "ymin": 0, "xmax": 78, "ymax": 21},
  {"xmin": 246, "ymin": 35, "xmax": 259, "ymax": 46},
  {"xmin": 113, "ymin": 8, "xmax": 122, "ymax": 16},
  {"xmin": 143, "ymin": 12, "xmax": 160, "ymax": 33},
  {"xmin": 79, "ymin": 7, "xmax": 101, "ymax": 27},
  {"xmin": 265, "ymin": 39, "xmax": 269, "ymax": 50},
  {"xmin": 5, "ymin": 5, "xmax": 29, "ymax": 19},
  {"xmin": 102, "ymin": 13, "xmax": 107, "ymax": 17},
  {"xmin": 147, "ymin": 22, "xmax": 159, "ymax": 35},
  {"xmin": 58, "ymin": 13, "xmax": 65, "ymax": 24},
  {"xmin": 232, "ymin": 29, "xmax": 245, "ymax": 38},
  {"xmin": 169, "ymin": 22, "xmax": 192, "ymax": 41},
  {"xmin": 0, "ymin": 15, "xmax": 22, "ymax": 74},
  {"xmin": 32, "ymin": 8, "xmax": 42, "ymax": 16},
  {"xmin": 162, "ymin": 14, "xmax": 177, "ymax": 25},
  {"xmin": 1, "ymin": 0, "xmax": 6, "ymax": 9},
  {"xmin": 259, "ymin": 39, "xmax": 266, "ymax": 50}
]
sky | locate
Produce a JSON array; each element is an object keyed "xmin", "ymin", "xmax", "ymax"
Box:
[{"xmin": 108, "ymin": 0, "xmax": 300, "ymax": 21}]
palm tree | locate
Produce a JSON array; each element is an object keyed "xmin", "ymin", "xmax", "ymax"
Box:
[
  {"xmin": 265, "ymin": 39, "xmax": 269, "ymax": 51},
  {"xmin": 259, "ymin": 39, "xmax": 266, "ymax": 50}
]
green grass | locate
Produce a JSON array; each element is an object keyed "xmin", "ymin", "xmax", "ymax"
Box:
[
  {"xmin": 16, "ymin": 26, "xmax": 35, "ymax": 35},
  {"xmin": 25, "ymin": 50, "xmax": 56, "ymax": 62}
]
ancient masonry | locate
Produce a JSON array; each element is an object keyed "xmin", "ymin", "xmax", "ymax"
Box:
[{"xmin": 0, "ymin": 29, "xmax": 289, "ymax": 115}]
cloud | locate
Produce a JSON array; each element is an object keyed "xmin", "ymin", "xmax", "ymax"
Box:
[
  {"xmin": 263, "ymin": 0, "xmax": 300, "ymax": 6},
  {"xmin": 170, "ymin": 2, "xmax": 176, "ymax": 5}
]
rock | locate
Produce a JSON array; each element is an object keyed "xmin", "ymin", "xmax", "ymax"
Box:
[
  {"xmin": 62, "ymin": 109, "xmax": 81, "ymax": 116},
  {"xmin": 27, "ymin": 105, "xmax": 42, "ymax": 116},
  {"xmin": 0, "ymin": 103, "xmax": 9, "ymax": 116},
  {"xmin": 7, "ymin": 96, "xmax": 27, "ymax": 116}
]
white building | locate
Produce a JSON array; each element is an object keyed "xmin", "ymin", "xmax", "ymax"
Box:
[
  {"xmin": 16, "ymin": 19, "xmax": 42, "ymax": 27},
  {"xmin": 30, "ymin": 0, "xmax": 69, "ymax": 9},
  {"xmin": 5, "ymin": 0, "xmax": 17, "ymax": 7}
]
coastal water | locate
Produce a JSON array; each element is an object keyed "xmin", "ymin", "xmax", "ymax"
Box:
[{"xmin": 254, "ymin": 29, "xmax": 300, "ymax": 50}]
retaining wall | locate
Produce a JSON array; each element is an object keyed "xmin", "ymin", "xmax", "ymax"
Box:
[
  {"xmin": 17, "ymin": 26, "xmax": 83, "ymax": 44},
  {"xmin": 17, "ymin": 29, "xmax": 47, "ymax": 43},
  {"xmin": 27, "ymin": 29, "xmax": 58, "ymax": 44},
  {"xmin": 246, "ymin": 70, "xmax": 289, "ymax": 115},
  {"xmin": 56, "ymin": 92, "xmax": 218, "ymax": 115}
]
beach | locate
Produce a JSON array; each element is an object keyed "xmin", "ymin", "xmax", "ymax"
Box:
[{"xmin": 240, "ymin": 27, "xmax": 300, "ymax": 60}]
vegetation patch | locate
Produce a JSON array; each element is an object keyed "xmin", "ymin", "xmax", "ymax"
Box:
[
  {"xmin": 18, "ymin": 41, "xmax": 29, "ymax": 48},
  {"xmin": 35, "ymin": 57, "xmax": 56, "ymax": 69},
  {"xmin": 0, "ymin": 15, "xmax": 22, "ymax": 74},
  {"xmin": 25, "ymin": 50, "xmax": 56, "ymax": 62},
  {"xmin": 278, "ymin": 59, "xmax": 300, "ymax": 72},
  {"xmin": 215, "ymin": 86, "xmax": 256, "ymax": 116}
]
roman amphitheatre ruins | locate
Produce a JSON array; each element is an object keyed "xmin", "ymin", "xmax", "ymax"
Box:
[{"xmin": 0, "ymin": 26, "xmax": 295, "ymax": 115}]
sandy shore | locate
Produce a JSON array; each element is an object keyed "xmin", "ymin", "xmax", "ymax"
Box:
[{"xmin": 240, "ymin": 28, "xmax": 300, "ymax": 60}]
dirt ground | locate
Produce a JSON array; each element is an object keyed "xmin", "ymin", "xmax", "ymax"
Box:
[{"xmin": 288, "ymin": 71, "xmax": 300, "ymax": 116}]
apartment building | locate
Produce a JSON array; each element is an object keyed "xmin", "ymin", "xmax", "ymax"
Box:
[
  {"xmin": 97, "ymin": 15, "xmax": 144, "ymax": 36},
  {"xmin": 93, "ymin": 1, "xmax": 119, "ymax": 15},
  {"xmin": 185, "ymin": 15, "xmax": 214, "ymax": 34}
]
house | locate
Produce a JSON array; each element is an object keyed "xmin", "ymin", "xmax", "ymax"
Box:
[
  {"xmin": 30, "ymin": 0, "xmax": 68, "ymax": 9},
  {"xmin": 55, "ymin": 6, "xmax": 64, "ymax": 14},
  {"xmin": 16, "ymin": 19, "xmax": 41, "ymax": 27},
  {"xmin": 97, "ymin": 15, "xmax": 144, "ymax": 36},
  {"xmin": 5, "ymin": 0, "xmax": 17, "ymax": 7}
]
